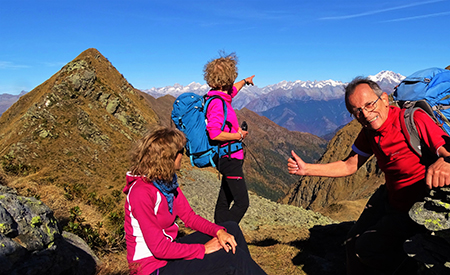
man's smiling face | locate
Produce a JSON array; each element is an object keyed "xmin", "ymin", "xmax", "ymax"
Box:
[{"xmin": 348, "ymin": 83, "xmax": 390, "ymax": 131}]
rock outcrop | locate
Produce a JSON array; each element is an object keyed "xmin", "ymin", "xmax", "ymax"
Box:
[
  {"xmin": 0, "ymin": 185, "xmax": 99, "ymax": 275},
  {"xmin": 285, "ymin": 119, "xmax": 385, "ymax": 220},
  {"xmin": 406, "ymin": 187, "xmax": 450, "ymax": 274}
]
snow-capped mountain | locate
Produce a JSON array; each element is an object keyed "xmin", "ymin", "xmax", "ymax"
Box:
[
  {"xmin": 142, "ymin": 70, "xmax": 405, "ymax": 111},
  {"xmin": 368, "ymin": 70, "xmax": 405, "ymax": 85},
  {"xmin": 143, "ymin": 82, "xmax": 210, "ymax": 99},
  {"xmin": 368, "ymin": 71, "xmax": 405, "ymax": 94},
  {"xmin": 260, "ymin": 79, "xmax": 345, "ymax": 94},
  {"xmin": 232, "ymin": 79, "xmax": 347, "ymax": 111}
]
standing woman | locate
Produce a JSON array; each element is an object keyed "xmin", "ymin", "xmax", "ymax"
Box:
[
  {"xmin": 124, "ymin": 127, "xmax": 266, "ymax": 275},
  {"xmin": 204, "ymin": 53, "xmax": 255, "ymax": 224}
]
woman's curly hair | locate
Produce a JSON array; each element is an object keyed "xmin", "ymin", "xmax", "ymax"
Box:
[
  {"xmin": 129, "ymin": 127, "xmax": 186, "ymax": 182},
  {"xmin": 203, "ymin": 52, "xmax": 238, "ymax": 91}
]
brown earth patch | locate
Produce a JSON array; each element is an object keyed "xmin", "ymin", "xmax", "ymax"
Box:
[{"xmin": 319, "ymin": 198, "xmax": 368, "ymax": 222}]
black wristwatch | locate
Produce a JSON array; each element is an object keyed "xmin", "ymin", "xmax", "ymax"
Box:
[
  {"xmin": 243, "ymin": 79, "xmax": 249, "ymax": 85},
  {"xmin": 444, "ymin": 156, "xmax": 450, "ymax": 163}
]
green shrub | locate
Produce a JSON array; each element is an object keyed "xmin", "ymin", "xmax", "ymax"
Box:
[
  {"xmin": 1, "ymin": 154, "xmax": 36, "ymax": 176},
  {"xmin": 64, "ymin": 206, "xmax": 106, "ymax": 249}
]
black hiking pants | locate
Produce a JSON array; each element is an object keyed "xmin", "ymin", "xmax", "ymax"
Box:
[
  {"xmin": 152, "ymin": 221, "xmax": 266, "ymax": 275},
  {"xmin": 214, "ymin": 158, "xmax": 249, "ymax": 224}
]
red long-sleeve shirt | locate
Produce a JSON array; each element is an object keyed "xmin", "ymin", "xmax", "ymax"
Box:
[{"xmin": 352, "ymin": 106, "xmax": 447, "ymax": 212}]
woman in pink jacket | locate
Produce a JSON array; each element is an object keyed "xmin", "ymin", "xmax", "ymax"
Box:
[
  {"xmin": 124, "ymin": 127, "xmax": 266, "ymax": 275},
  {"xmin": 204, "ymin": 53, "xmax": 254, "ymax": 224}
]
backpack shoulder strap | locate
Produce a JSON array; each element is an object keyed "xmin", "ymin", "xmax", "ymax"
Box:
[
  {"xmin": 399, "ymin": 98, "xmax": 445, "ymax": 159},
  {"xmin": 399, "ymin": 107, "xmax": 423, "ymax": 157},
  {"xmin": 204, "ymin": 95, "xmax": 228, "ymax": 131}
]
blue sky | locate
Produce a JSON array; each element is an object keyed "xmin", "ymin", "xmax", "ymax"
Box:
[{"xmin": 1, "ymin": 0, "xmax": 449, "ymax": 95}]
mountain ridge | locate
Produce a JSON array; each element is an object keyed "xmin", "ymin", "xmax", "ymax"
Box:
[{"xmin": 141, "ymin": 70, "xmax": 404, "ymax": 107}]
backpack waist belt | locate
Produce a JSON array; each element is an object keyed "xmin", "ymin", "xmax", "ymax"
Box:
[{"xmin": 219, "ymin": 142, "xmax": 243, "ymax": 157}]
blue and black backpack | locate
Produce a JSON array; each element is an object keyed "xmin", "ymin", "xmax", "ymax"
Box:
[
  {"xmin": 393, "ymin": 67, "xmax": 450, "ymax": 157},
  {"xmin": 171, "ymin": 93, "xmax": 243, "ymax": 168}
]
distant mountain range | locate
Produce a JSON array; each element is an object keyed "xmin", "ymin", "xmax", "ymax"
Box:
[
  {"xmin": 142, "ymin": 70, "xmax": 405, "ymax": 137},
  {"xmin": 0, "ymin": 91, "xmax": 27, "ymax": 115},
  {"xmin": 143, "ymin": 71, "xmax": 404, "ymax": 108}
]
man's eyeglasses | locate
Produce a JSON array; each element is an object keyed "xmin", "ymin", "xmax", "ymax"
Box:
[{"xmin": 351, "ymin": 95, "xmax": 381, "ymax": 118}]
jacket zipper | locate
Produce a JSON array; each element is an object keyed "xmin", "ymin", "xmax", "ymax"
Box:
[{"xmin": 227, "ymin": 176, "xmax": 242, "ymax": 180}]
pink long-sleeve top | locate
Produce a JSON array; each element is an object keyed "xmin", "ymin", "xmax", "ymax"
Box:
[
  {"xmin": 206, "ymin": 87, "xmax": 244, "ymax": 159},
  {"xmin": 123, "ymin": 173, "xmax": 225, "ymax": 275}
]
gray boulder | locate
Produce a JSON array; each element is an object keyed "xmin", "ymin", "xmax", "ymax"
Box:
[
  {"xmin": 0, "ymin": 185, "xmax": 100, "ymax": 275},
  {"xmin": 407, "ymin": 187, "xmax": 450, "ymax": 274}
]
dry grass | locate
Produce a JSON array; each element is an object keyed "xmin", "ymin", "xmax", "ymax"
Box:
[
  {"xmin": 319, "ymin": 199, "xmax": 367, "ymax": 222},
  {"xmin": 6, "ymin": 175, "xmax": 108, "ymax": 227},
  {"xmin": 244, "ymin": 225, "xmax": 311, "ymax": 275},
  {"xmin": 250, "ymin": 243, "xmax": 306, "ymax": 275},
  {"xmin": 96, "ymin": 251, "xmax": 129, "ymax": 275}
]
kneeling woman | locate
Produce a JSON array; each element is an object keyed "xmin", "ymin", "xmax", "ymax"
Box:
[{"xmin": 124, "ymin": 127, "xmax": 266, "ymax": 275}]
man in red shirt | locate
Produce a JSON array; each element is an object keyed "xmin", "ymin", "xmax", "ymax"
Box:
[{"xmin": 288, "ymin": 77, "xmax": 450, "ymax": 274}]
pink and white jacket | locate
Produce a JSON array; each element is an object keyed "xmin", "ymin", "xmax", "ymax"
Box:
[
  {"xmin": 206, "ymin": 86, "xmax": 244, "ymax": 160},
  {"xmin": 123, "ymin": 173, "xmax": 225, "ymax": 275}
]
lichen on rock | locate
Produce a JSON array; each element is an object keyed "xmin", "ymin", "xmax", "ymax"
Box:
[
  {"xmin": 0, "ymin": 185, "xmax": 99, "ymax": 275},
  {"xmin": 407, "ymin": 187, "xmax": 450, "ymax": 273}
]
